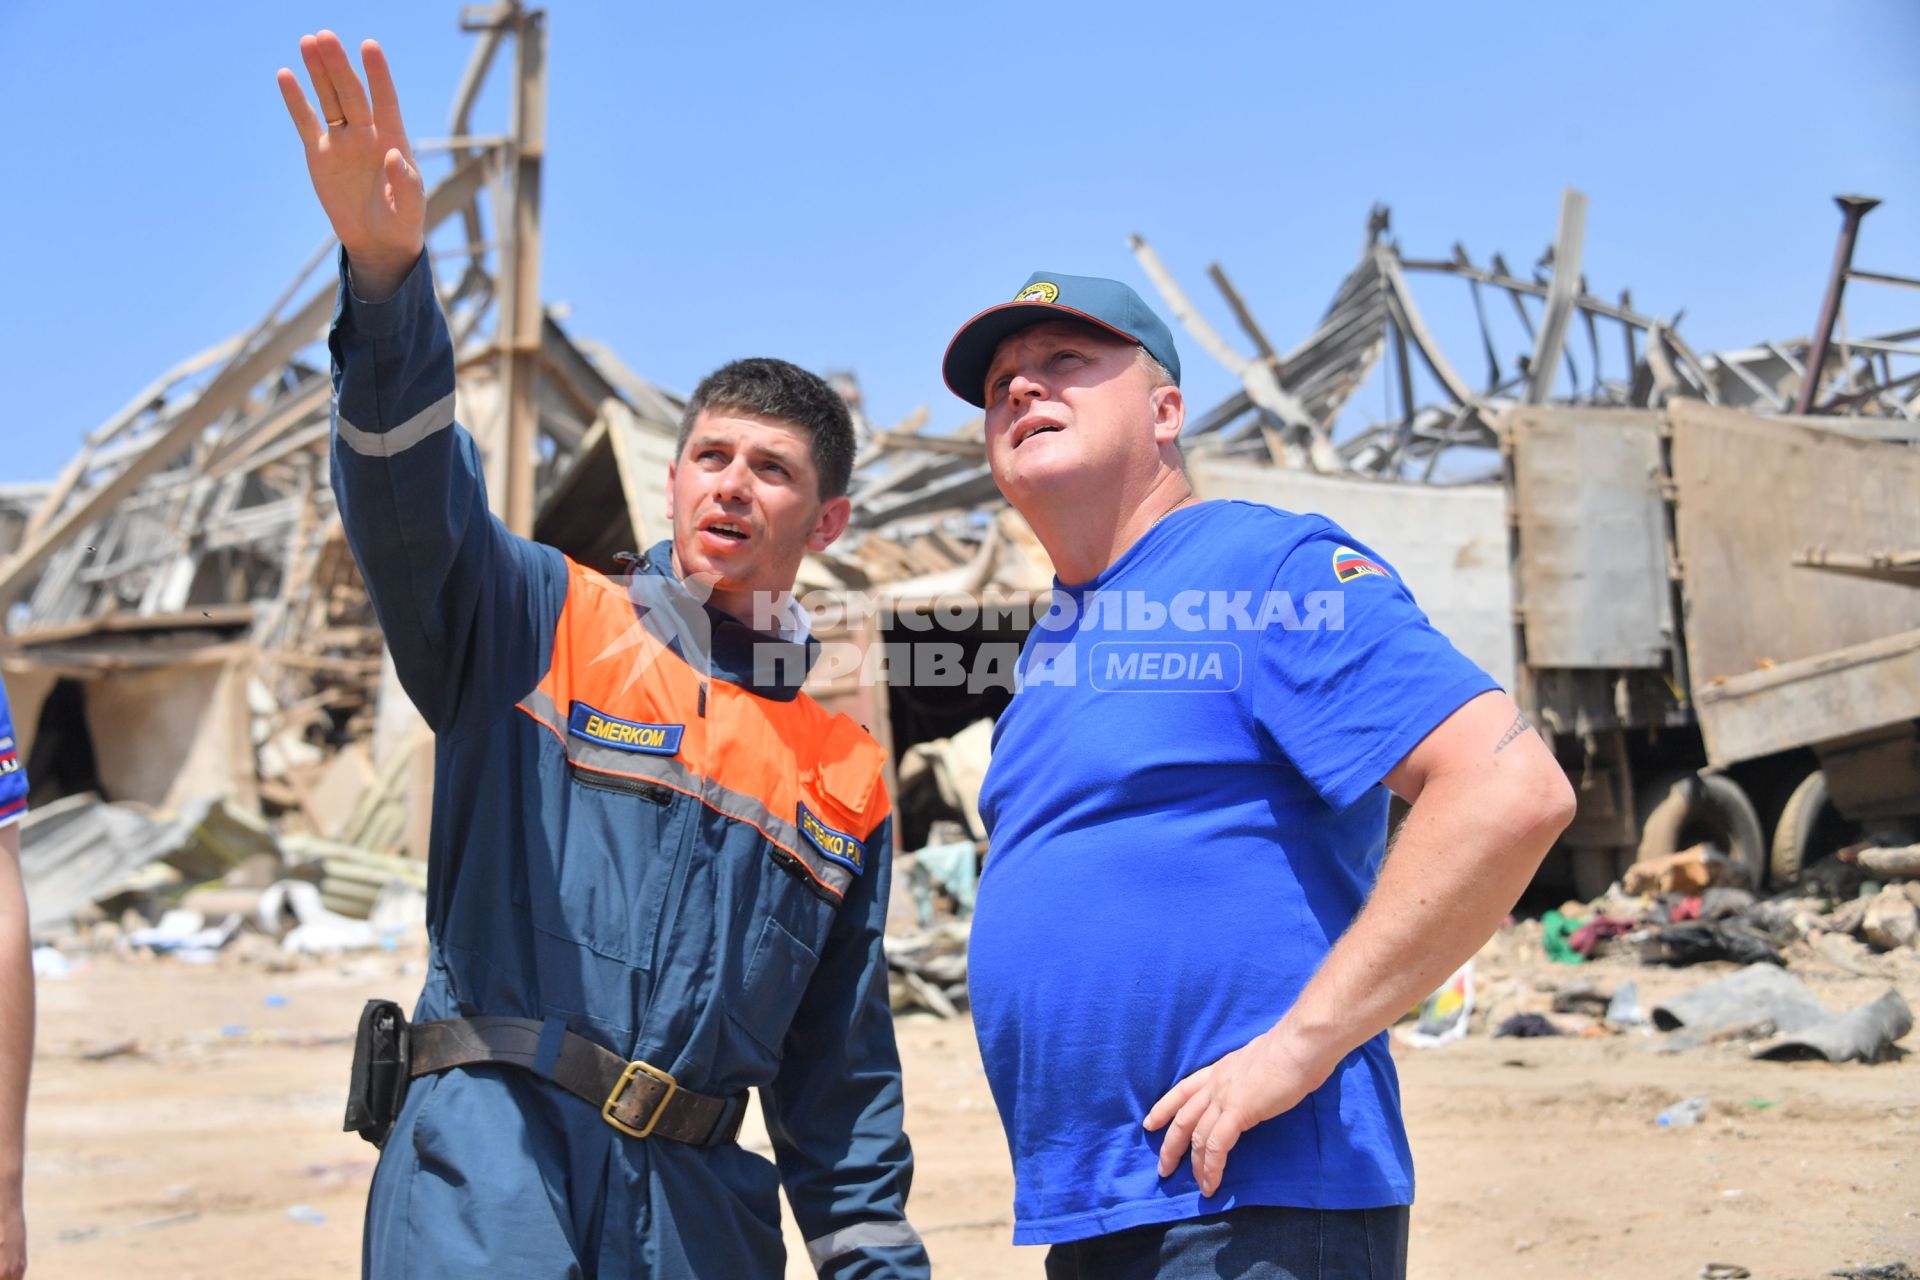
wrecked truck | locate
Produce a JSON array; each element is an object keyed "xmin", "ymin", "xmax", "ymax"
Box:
[{"xmin": 1503, "ymin": 398, "xmax": 1920, "ymax": 897}]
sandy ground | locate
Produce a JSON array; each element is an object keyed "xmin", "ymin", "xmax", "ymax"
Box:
[{"xmin": 22, "ymin": 935, "xmax": 1920, "ymax": 1279}]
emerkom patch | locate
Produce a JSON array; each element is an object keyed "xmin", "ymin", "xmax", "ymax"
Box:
[
  {"xmin": 797, "ymin": 802, "xmax": 865, "ymax": 876},
  {"xmin": 1332, "ymin": 545, "xmax": 1390, "ymax": 584},
  {"xmin": 568, "ymin": 701, "xmax": 684, "ymax": 755}
]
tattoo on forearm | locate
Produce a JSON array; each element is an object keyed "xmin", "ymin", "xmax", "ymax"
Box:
[{"xmin": 1493, "ymin": 711, "xmax": 1531, "ymax": 754}]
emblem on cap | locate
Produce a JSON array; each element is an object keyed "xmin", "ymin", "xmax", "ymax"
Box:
[{"xmin": 1014, "ymin": 281, "xmax": 1060, "ymax": 303}]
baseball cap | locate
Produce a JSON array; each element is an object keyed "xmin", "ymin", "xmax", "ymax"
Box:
[{"xmin": 942, "ymin": 271, "xmax": 1182, "ymax": 409}]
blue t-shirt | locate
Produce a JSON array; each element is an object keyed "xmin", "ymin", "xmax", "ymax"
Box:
[
  {"xmin": 0, "ymin": 680, "xmax": 27, "ymax": 828},
  {"xmin": 969, "ymin": 500, "xmax": 1497, "ymax": 1244}
]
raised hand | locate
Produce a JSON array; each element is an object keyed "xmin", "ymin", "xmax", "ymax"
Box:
[{"xmin": 276, "ymin": 32, "xmax": 424, "ymax": 301}]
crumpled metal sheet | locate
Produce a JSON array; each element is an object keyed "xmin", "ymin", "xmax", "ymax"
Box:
[
  {"xmin": 1650, "ymin": 962, "xmax": 1913, "ymax": 1064},
  {"xmin": 1752, "ymin": 987, "xmax": 1913, "ymax": 1064}
]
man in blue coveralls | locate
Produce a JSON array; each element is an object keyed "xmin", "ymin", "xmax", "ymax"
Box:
[
  {"xmin": 276, "ymin": 32, "xmax": 929, "ymax": 1278},
  {"xmin": 941, "ymin": 275, "xmax": 1576, "ymax": 1278},
  {"xmin": 0, "ymin": 679, "xmax": 30, "ymax": 1280}
]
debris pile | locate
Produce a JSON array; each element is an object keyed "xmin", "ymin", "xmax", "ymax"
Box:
[
  {"xmin": 1398, "ymin": 845, "xmax": 1920, "ymax": 1065},
  {"xmin": 1133, "ymin": 191, "xmax": 1918, "ymax": 483},
  {"xmin": 20, "ymin": 789, "xmax": 427, "ymax": 971}
]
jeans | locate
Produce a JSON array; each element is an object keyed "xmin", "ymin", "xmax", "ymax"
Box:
[{"xmin": 1043, "ymin": 1205, "xmax": 1410, "ymax": 1280}]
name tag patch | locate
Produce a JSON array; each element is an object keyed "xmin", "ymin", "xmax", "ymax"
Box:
[
  {"xmin": 797, "ymin": 802, "xmax": 865, "ymax": 876},
  {"xmin": 568, "ymin": 702, "xmax": 684, "ymax": 755}
]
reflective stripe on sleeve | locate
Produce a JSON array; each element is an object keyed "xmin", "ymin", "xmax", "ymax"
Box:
[
  {"xmin": 805, "ymin": 1220, "xmax": 925, "ymax": 1271},
  {"xmin": 335, "ymin": 390, "xmax": 457, "ymax": 458}
]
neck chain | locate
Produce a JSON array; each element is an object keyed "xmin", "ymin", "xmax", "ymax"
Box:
[{"xmin": 1150, "ymin": 491, "xmax": 1194, "ymax": 531}]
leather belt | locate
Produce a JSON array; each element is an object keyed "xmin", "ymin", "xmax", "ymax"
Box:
[{"xmin": 409, "ymin": 1016, "xmax": 746, "ymax": 1146}]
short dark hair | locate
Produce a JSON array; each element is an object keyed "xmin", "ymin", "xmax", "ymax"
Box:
[{"xmin": 676, "ymin": 358, "xmax": 856, "ymax": 500}]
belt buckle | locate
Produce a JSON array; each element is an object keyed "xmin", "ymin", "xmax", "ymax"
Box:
[{"xmin": 602, "ymin": 1059, "xmax": 678, "ymax": 1139}]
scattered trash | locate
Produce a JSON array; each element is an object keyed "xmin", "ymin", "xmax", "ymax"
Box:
[
  {"xmin": 1550, "ymin": 983, "xmax": 1610, "ymax": 1016},
  {"xmin": 285, "ymin": 1204, "xmax": 327, "ymax": 1225},
  {"xmin": 1657, "ymin": 1096, "xmax": 1710, "ymax": 1128},
  {"xmin": 1492, "ymin": 1013, "xmax": 1562, "ymax": 1039},
  {"xmin": 301, "ymin": 1159, "xmax": 377, "ymax": 1190},
  {"xmin": 1860, "ymin": 886, "xmax": 1918, "ymax": 951},
  {"xmin": 907, "ymin": 829, "xmax": 979, "ymax": 927},
  {"xmin": 262, "ymin": 877, "xmax": 424, "ymax": 955},
  {"xmin": 1827, "ymin": 1265, "xmax": 1917, "ymax": 1280},
  {"xmin": 220, "ymin": 1024, "xmax": 251, "ymax": 1038},
  {"xmin": 1625, "ymin": 843, "xmax": 1737, "ymax": 896},
  {"xmin": 1653, "ymin": 965, "xmax": 1827, "ymax": 1035},
  {"xmin": 1697, "ymin": 887, "xmax": 1758, "ymax": 921},
  {"xmin": 1637, "ymin": 921, "xmax": 1783, "ymax": 968},
  {"xmin": 1698, "ymin": 1265, "xmax": 1750, "ymax": 1279},
  {"xmin": 126, "ymin": 908, "xmax": 244, "ymax": 962},
  {"xmin": 1753, "ymin": 987, "xmax": 1913, "ymax": 1064},
  {"xmin": 264, "ymin": 993, "xmax": 289, "ymax": 1008},
  {"xmin": 1567, "ymin": 916, "xmax": 1637, "ymax": 958},
  {"xmin": 1541, "ymin": 910, "xmax": 1587, "ymax": 965},
  {"xmin": 30, "ymin": 945, "xmax": 70, "ymax": 979},
  {"xmin": 1851, "ymin": 843, "xmax": 1920, "ymax": 880},
  {"xmin": 78, "ymin": 1039, "xmax": 141, "ymax": 1062},
  {"xmin": 1406, "ymin": 960, "xmax": 1475, "ymax": 1047},
  {"xmin": 55, "ymin": 1210, "xmax": 199, "ymax": 1243},
  {"xmin": 885, "ymin": 921, "xmax": 971, "ymax": 1019},
  {"xmin": 1605, "ymin": 981, "xmax": 1646, "ymax": 1027},
  {"xmin": 1650, "ymin": 963, "xmax": 1914, "ymax": 1064},
  {"xmin": 1810, "ymin": 930, "xmax": 1882, "ymax": 977}
]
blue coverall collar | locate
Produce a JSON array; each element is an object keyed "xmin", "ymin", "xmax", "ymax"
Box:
[{"xmin": 633, "ymin": 541, "xmax": 819, "ymax": 701}]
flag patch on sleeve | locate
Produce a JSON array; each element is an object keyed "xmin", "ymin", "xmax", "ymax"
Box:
[{"xmin": 1332, "ymin": 545, "xmax": 1391, "ymax": 584}]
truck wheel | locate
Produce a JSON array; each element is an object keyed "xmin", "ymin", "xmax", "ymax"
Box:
[
  {"xmin": 1770, "ymin": 769, "xmax": 1832, "ymax": 884},
  {"xmin": 1637, "ymin": 773, "xmax": 1767, "ymax": 890}
]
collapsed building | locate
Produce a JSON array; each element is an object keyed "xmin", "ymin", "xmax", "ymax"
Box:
[{"xmin": 4, "ymin": 5, "xmax": 1915, "ymax": 971}]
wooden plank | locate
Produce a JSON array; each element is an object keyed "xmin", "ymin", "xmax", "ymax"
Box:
[
  {"xmin": 1694, "ymin": 627, "xmax": 1920, "ymax": 765},
  {"xmin": 1507, "ymin": 407, "xmax": 1671, "ymax": 668},
  {"xmin": 1207, "ymin": 263, "xmax": 1279, "ymax": 365},
  {"xmin": 1669, "ymin": 400, "xmax": 1920, "ymax": 687},
  {"xmin": 1129, "ymin": 234, "xmax": 1248, "ymax": 376},
  {"xmin": 1376, "ymin": 248, "xmax": 1479, "ymax": 407},
  {"xmin": 495, "ymin": 8, "xmax": 547, "ymax": 536},
  {"xmin": 1524, "ymin": 189, "xmax": 1588, "ymax": 404},
  {"xmin": 605, "ymin": 399, "xmax": 677, "ymax": 551},
  {"xmin": 13, "ymin": 606, "xmax": 255, "ymax": 646},
  {"xmin": 201, "ymin": 378, "xmax": 332, "ymax": 481},
  {"xmin": 867, "ymin": 432, "xmax": 984, "ymax": 457}
]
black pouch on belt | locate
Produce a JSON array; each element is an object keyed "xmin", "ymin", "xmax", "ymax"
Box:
[{"xmin": 343, "ymin": 998, "xmax": 412, "ymax": 1149}]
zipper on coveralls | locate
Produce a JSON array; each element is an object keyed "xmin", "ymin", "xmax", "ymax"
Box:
[
  {"xmin": 633, "ymin": 675, "xmax": 709, "ymax": 1050},
  {"xmin": 566, "ymin": 762, "xmax": 670, "ymax": 805}
]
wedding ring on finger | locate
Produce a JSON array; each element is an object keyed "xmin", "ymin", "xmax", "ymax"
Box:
[{"xmin": 326, "ymin": 116, "xmax": 347, "ymax": 128}]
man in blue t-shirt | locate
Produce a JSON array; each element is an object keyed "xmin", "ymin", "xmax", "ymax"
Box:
[
  {"xmin": 0, "ymin": 678, "xmax": 30, "ymax": 1280},
  {"xmin": 941, "ymin": 274, "xmax": 1575, "ymax": 1278}
]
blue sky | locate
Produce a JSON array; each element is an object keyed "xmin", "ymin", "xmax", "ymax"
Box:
[{"xmin": 2, "ymin": 1, "xmax": 1914, "ymax": 484}]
